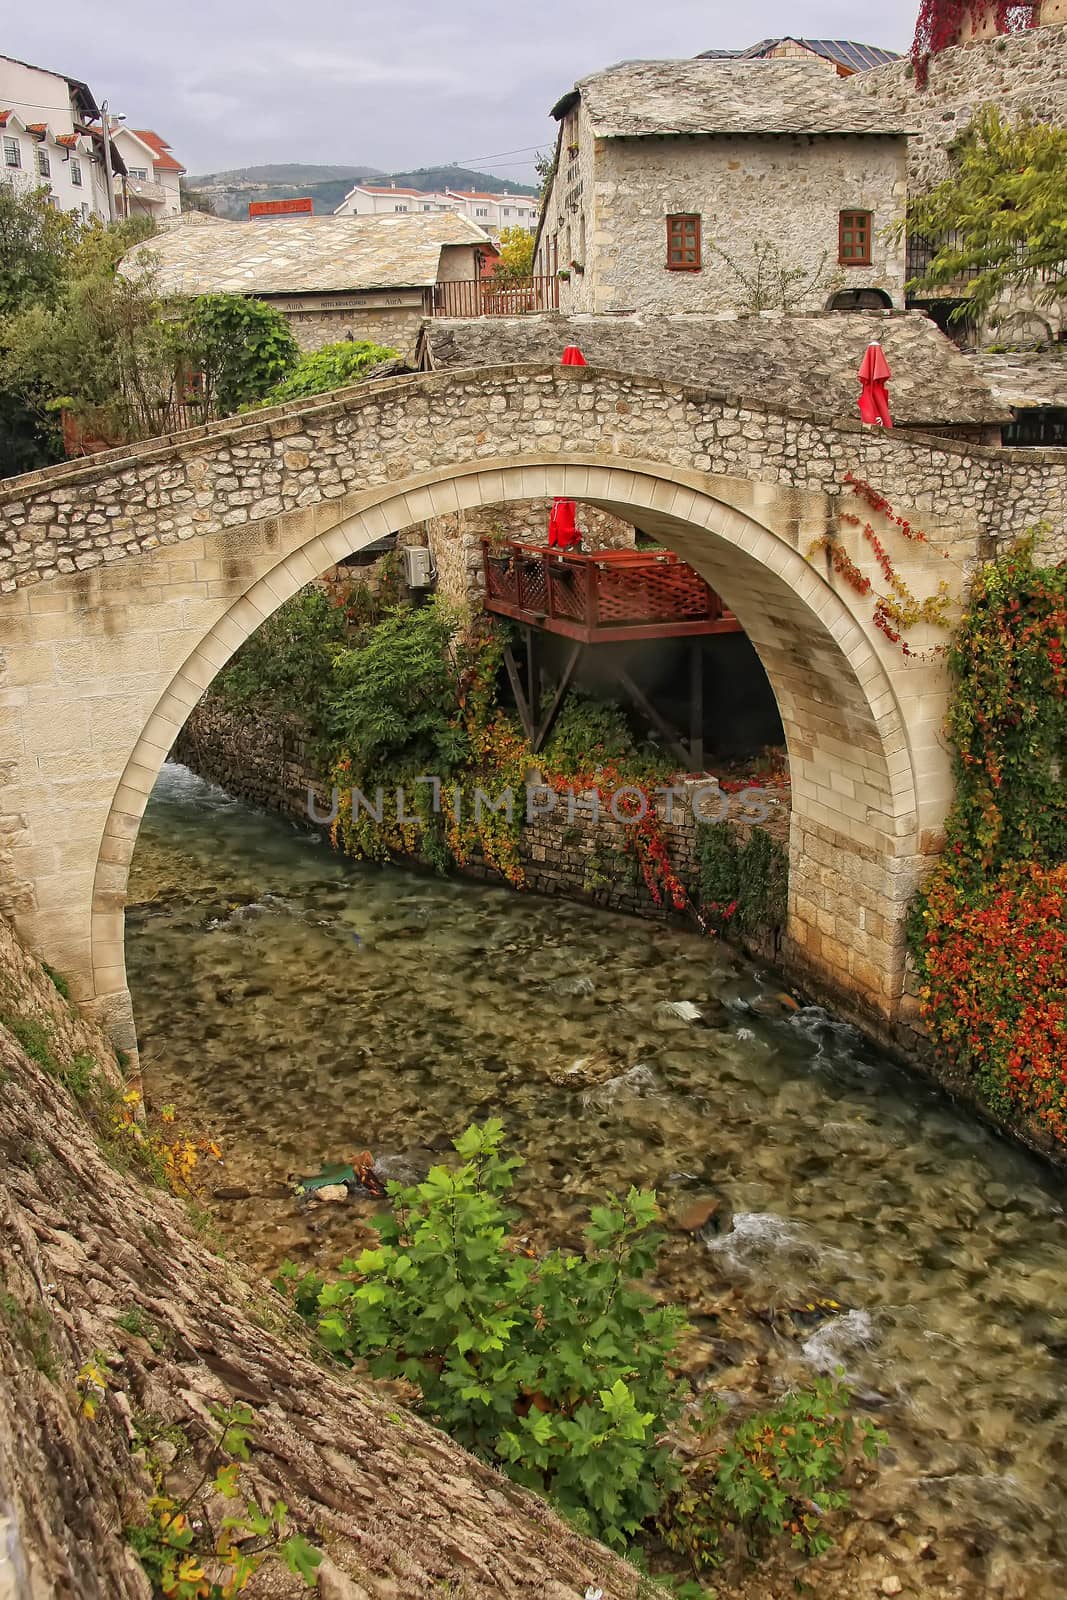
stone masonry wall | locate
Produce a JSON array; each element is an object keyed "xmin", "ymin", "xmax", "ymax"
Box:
[
  {"xmin": 847, "ymin": 24, "xmax": 1067, "ymax": 194},
  {"xmin": 172, "ymin": 696, "xmax": 790, "ymax": 942},
  {"xmin": 581, "ymin": 132, "xmax": 909, "ymax": 317},
  {"xmin": 273, "ymin": 303, "xmax": 426, "ymax": 358},
  {"xmin": 2, "ymin": 365, "xmax": 1064, "ymax": 592}
]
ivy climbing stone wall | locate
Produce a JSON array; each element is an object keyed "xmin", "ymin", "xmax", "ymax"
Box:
[{"xmin": 171, "ymin": 699, "xmax": 791, "ymax": 932}]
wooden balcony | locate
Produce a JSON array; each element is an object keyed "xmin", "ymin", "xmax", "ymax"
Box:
[
  {"xmin": 481, "ymin": 539, "xmax": 741, "ymax": 644},
  {"xmin": 430, "ymin": 276, "xmax": 560, "ymax": 319}
]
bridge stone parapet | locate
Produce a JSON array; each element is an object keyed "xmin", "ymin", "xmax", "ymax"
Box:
[
  {"xmin": 0, "ymin": 365, "xmax": 1064, "ymax": 1064},
  {"xmin": 1, "ymin": 365, "xmax": 1064, "ymax": 591}
]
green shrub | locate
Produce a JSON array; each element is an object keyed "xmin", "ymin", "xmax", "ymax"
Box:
[
  {"xmin": 184, "ymin": 293, "xmax": 298, "ymax": 414},
  {"xmin": 260, "ymin": 340, "xmax": 398, "ymax": 405},
  {"xmin": 279, "ymin": 1122, "xmax": 883, "ymax": 1566},
  {"xmin": 279, "ymin": 1120, "xmax": 686, "ymax": 1548},
  {"xmin": 659, "ymin": 1379, "xmax": 885, "ymax": 1571},
  {"xmin": 213, "ymin": 585, "xmax": 350, "ymax": 729},
  {"xmin": 326, "ymin": 598, "xmax": 468, "ymax": 777},
  {"xmin": 540, "ymin": 692, "xmax": 638, "ymax": 776}
]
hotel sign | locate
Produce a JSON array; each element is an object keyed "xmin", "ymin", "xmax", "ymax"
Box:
[
  {"xmin": 249, "ymin": 197, "xmax": 315, "ymax": 217},
  {"xmin": 268, "ymin": 290, "xmax": 427, "ymax": 313}
]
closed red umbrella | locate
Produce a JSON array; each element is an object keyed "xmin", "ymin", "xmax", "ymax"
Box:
[
  {"xmin": 549, "ymin": 346, "xmax": 586, "ymax": 546},
  {"xmin": 858, "ymin": 341, "xmax": 893, "ymax": 428},
  {"xmin": 548, "ymin": 497, "xmax": 581, "ymax": 549}
]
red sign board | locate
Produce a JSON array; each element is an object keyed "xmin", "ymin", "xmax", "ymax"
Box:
[{"xmin": 248, "ymin": 197, "xmax": 314, "ymax": 218}]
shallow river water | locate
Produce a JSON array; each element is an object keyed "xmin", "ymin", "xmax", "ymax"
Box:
[{"xmin": 127, "ymin": 762, "xmax": 1067, "ymax": 1598}]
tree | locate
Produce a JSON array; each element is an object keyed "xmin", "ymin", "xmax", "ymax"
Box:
[
  {"xmin": 492, "ymin": 226, "xmax": 535, "ymax": 284},
  {"xmin": 183, "ymin": 293, "xmax": 299, "ymax": 415},
  {"xmin": 1, "ymin": 233, "xmax": 188, "ymax": 444},
  {"xmin": 0, "ymin": 184, "xmax": 81, "ymax": 316},
  {"xmin": 712, "ymin": 238, "xmax": 844, "ymax": 313},
  {"xmin": 905, "ymin": 108, "xmax": 1067, "ymax": 320}
]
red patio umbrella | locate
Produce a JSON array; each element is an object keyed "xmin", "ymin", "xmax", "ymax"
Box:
[
  {"xmin": 548, "ymin": 497, "xmax": 581, "ymax": 548},
  {"xmin": 548, "ymin": 346, "xmax": 586, "ymax": 547},
  {"xmin": 857, "ymin": 340, "xmax": 893, "ymax": 428}
]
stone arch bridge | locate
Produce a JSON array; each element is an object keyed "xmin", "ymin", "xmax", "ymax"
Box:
[{"xmin": 0, "ymin": 363, "xmax": 1063, "ymax": 1060}]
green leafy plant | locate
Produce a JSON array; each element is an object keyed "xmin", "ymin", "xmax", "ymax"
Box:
[
  {"xmin": 259, "ymin": 339, "xmax": 398, "ymax": 405},
  {"xmin": 279, "ymin": 1123, "xmax": 883, "ymax": 1567},
  {"xmin": 126, "ymin": 1402, "xmax": 322, "ymax": 1598},
  {"xmin": 695, "ymin": 823, "xmax": 787, "ymax": 943},
  {"xmin": 659, "ymin": 1379, "xmax": 885, "ymax": 1573},
  {"xmin": 279, "ymin": 1120, "xmax": 687, "ymax": 1549},
  {"xmin": 182, "ymin": 293, "xmax": 299, "ymax": 415},
  {"xmin": 904, "ymin": 108, "xmax": 1067, "ymax": 321},
  {"xmin": 910, "ymin": 534, "xmax": 1067, "ymax": 1141}
]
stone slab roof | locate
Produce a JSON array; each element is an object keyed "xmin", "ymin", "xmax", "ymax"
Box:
[
  {"xmin": 120, "ymin": 212, "xmax": 489, "ymax": 297},
  {"xmin": 418, "ymin": 310, "xmax": 1010, "ymax": 427},
  {"xmin": 969, "ymin": 351, "xmax": 1067, "ymax": 411},
  {"xmin": 555, "ymin": 58, "xmax": 915, "ymax": 138}
]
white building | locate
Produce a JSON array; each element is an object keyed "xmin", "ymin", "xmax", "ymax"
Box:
[
  {"xmin": 442, "ymin": 191, "xmax": 539, "ymax": 238},
  {"xmin": 335, "ymin": 182, "xmax": 537, "ymax": 239},
  {"xmin": 335, "ymin": 183, "xmax": 455, "ymax": 217},
  {"xmin": 109, "ymin": 127, "xmax": 184, "ymax": 219},
  {"xmin": 0, "ymin": 52, "xmax": 108, "ymax": 219}
]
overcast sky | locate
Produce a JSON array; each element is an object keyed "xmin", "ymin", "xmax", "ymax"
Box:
[{"xmin": 7, "ymin": 0, "xmax": 919, "ymax": 181}]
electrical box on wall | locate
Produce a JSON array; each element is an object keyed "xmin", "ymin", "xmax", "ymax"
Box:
[{"xmin": 402, "ymin": 546, "xmax": 435, "ymax": 588}]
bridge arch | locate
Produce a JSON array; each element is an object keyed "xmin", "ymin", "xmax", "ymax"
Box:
[{"xmin": 78, "ymin": 458, "xmax": 925, "ymax": 1060}]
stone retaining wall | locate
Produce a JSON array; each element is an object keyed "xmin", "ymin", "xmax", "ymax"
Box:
[
  {"xmin": 848, "ymin": 24, "xmax": 1067, "ymax": 194},
  {"xmin": 171, "ymin": 697, "xmax": 790, "ymax": 940}
]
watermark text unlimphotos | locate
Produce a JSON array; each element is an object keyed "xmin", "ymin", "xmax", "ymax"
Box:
[{"xmin": 307, "ymin": 777, "xmax": 778, "ymax": 828}]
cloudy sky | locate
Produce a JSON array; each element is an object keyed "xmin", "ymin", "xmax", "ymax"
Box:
[{"xmin": 7, "ymin": 0, "xmax": 920, "ymax": 181}]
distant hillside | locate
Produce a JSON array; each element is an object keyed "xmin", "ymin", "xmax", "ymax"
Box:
[
  {"xmin": 389, "ymin": 167, "xmax": 538, "ymax": 197},
  {"xmin": 186, "ymin": 163, "xmax": 539, "ymax": 219},
  {"xmin": 187, "ymin": 162, "xmax": 386, "ymax": 185}
]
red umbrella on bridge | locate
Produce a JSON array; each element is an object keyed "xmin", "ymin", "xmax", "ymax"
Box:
[
  {"xmin": 548, "ymin": 346, "xmax": 586, "ymax": 548},
  {"xmin": 857, "ymin": 340, "xmax": 893, "ymax": 428}
]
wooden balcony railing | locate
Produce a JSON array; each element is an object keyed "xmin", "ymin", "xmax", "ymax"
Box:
[
  {"xmin": 481, "ymin": 539, "xmax": 741, "ymax": 643},
  {"xmin": 431, "ymin": 276, "xmax": 560, "ymax": 319}
]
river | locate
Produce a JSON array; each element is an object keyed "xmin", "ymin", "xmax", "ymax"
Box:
[{"xmin": 126, "ymin": 761, "xmax": 1067, "ymax": 1598}]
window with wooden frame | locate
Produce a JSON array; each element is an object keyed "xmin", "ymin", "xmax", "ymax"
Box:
[
  {"xmin": 839, "ymin": 209, "xmax": 872, "ymax": 266},
  {"xmin": 666, "ymin": 213, "xmax": 701, "ymax": 271}
]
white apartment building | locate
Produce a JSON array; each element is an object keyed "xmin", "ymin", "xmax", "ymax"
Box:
[
  {"xmin": 0, "ymin": 53, "xmax": 184, "ymax": 223},
  {"xmin": 110, "ymin": 126, "xmax": 184, "ymax": 219},
  {"xmin": 443, "ymin": 190, "xmax": 539, "ymax": 237},
  {"xmin": 0, "ymin": 53, "xmax": 108, "ymax": 219},
  {"xmin": 335, "ymin": 182, "xmax": 538, "ymax": 239}
]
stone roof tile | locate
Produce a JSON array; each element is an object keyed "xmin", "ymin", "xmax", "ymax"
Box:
[
  {"xmin": 565, "ymin": 58, "xmax": 915, "ymax": 138},
  {"xmin": 969, "ymin": 350, "xmax": 1067, "ymax": 411},
  {"xmin": 119, "ymin": 211, "xmax": 490, "ymax": 296},
  {"xmin": 419, "ymin": 309, "xmax": 1010, "ymax": 427}
]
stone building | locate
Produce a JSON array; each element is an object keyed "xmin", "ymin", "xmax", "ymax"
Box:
[
  {"xmin": 120, "ymin": 211, "xmax": 493, "ymax": 356},
  {"xmin": 533, "ymin": 59, "xmax": 912, "ymax": 317},
  {"xmin": 697, "ymin": 37, "xmax": 902, "ymax": 76}
]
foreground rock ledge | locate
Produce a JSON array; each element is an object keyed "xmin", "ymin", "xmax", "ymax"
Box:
[{"xmin": 0, "ymin": 916, "xmax": 641, "ymax": 1599}]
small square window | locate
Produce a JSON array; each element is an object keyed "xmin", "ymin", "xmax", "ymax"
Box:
[
  {"xmin": 839, "ymin": 209, "xmax": 872, "ymax": 266},
  {"xmin": 666, "ymin": 213, "xmax": 701, "ymax": 271}
]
